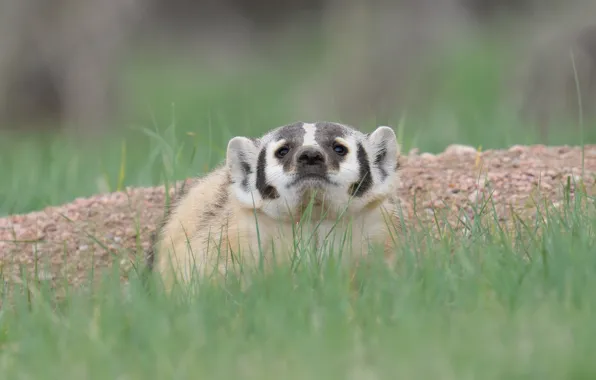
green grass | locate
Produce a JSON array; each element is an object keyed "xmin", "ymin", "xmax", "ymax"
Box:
[
  {"xmin": 1, "ymin": 33, "xmax": 596, "ymax": 378},
  {"xmin": 1, "ymin": 34, "xmax": 595, "ymax": 216},
  {"xmin": 2, "ymin": 190, "xmax": 596, "ymax": 379}
]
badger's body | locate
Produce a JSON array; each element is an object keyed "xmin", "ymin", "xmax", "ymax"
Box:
[{"xmin": 148, "ymin": 121, "xmax": 403, "ymax": 291}]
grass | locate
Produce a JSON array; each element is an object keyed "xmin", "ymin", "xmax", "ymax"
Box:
[
  {"xmin": 1, "ymin": 34, "xmax": 595, "ymax": 216},
  {"xmin": 0, "ymin": 32, "xmax": 596, "ymax": 378},
  {"xmin": 2, "ymin": 189, "xmax": 596, "ymax": 379}
]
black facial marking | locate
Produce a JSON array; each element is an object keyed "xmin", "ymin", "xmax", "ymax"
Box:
[
  {"xmin": 349, "ymin": 142, "xmax": 373, "ymax": 197},
  {"xmin": 315, "ymin": 122, "xmax": 349, "ymax": 171},
  {"xmin": 273, "ymin": 123, "xmax": 306, "ymax": 171},
  {"xmin": 375, "ymin": 143, "xmax": 388, "ymax": 181},
  {"xmin": 256, "ymin": 148, "xmax": 280, "ymax": 200},
  {"xmin": 262, "ymin": 185, "xmax": 280, "ymax": 199}
]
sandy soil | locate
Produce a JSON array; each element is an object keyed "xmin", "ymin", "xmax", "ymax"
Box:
[{"xmin": 1, "ymin": 144, "xmax": 595, "ymax": 290}]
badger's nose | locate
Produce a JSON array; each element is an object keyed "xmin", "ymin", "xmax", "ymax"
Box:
[{"xmin": 296, "ymin": 146, "xmax": 325, "ymax": 167}]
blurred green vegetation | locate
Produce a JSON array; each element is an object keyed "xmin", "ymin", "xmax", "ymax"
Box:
[{"xmin": 1, "ymin": 35, "xmax": 594, "ymax": 216}]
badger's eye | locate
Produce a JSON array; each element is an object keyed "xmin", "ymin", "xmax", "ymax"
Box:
[
  {"xmin": 333, "ymin": 143, "xmax": 348, "ymax": 156},
  {"xmin": 275, "ymin": 146, "xmax": 290, "ymax": 158}
]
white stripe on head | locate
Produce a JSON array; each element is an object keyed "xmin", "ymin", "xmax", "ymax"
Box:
[{"xmin": 302, "ymin": 123, "xmax": 318, "ymax": 146}]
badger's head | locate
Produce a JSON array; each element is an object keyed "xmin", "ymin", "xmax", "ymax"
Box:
[{"xmin": 226, "ymin": 121, "xmax": 400, "ymax": 222}]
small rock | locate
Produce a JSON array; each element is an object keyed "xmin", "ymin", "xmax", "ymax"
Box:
[
  {"xmin": 508, "ymin": 144, "xmax": 525, "ymax": 152},
  {"xmin": 444, "ymin": 144, "xmax": 477, "ymax": 156},
  {"xmin": 43, "ymin": 224, "xmax": 57, "ymax": 233},
  {"xmin": 420, "ymin": 153, "xmax": 436, "ymax": 161}
]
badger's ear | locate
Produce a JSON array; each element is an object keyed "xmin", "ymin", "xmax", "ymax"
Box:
[
  {"xmin": 367, "ymin": 126, "xmax": 400, "ymax": 180},
  {"xmin": 226, "ymin": 136, "xmax": 259, "ymax": 185},
  {"xmin": 226, "ymin": 136, "xmax": 263, "ymax": 207}
]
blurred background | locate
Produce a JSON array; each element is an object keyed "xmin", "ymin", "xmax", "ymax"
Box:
[{"xmin": 1, "ymin": 0, "xmax": 595, "ymax": 215}]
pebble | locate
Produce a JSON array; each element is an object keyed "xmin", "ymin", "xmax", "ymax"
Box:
[
  {"xmin": 508, "ymin": 145, "xmax": 526, "ymax": 153},
  {"xmin": 420, "ymin": 153, "xmax": 436, "ymax": 161},
  {"xmin": 443, "ymin": 144, "xmax": 477, "ymax": 156}
]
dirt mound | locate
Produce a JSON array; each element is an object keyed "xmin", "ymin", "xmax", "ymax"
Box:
[{"xmin": 1, "ymin": 144, "xmax": 595, "ymax": 290}]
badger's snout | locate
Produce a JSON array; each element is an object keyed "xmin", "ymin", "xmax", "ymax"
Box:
[{"xmin": 295, "ymin": 146, "xmax": 326, "ymax": 172}]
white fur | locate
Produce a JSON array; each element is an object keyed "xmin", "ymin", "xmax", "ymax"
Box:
[{"xmin": 302, "ymin": 123, "xmax": 318, "ymax": 146}]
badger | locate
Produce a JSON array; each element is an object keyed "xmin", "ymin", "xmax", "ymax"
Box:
[{"xmin": 146, "ymin": 121, "xmax": 403, "ymax": 291}]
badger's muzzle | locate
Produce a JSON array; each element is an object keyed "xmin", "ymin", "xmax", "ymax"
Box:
[{"xmin": 295, "ymin": 146, "xmax": 327, "ymax": 175}]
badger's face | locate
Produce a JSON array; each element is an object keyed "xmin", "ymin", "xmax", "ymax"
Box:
[{"xmin": 226, "ymin": 121, "xmax": 400, "ymax": 222}]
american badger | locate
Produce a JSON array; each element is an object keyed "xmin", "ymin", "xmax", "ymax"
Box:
[{"xmin": 147, "ymin": 121, "xmax": 403, "ymax": 291}]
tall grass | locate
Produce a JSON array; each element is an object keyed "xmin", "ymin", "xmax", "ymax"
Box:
[{"xmin": 0, "ymin": 179, "xmax": 595, "ymax": 379}]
